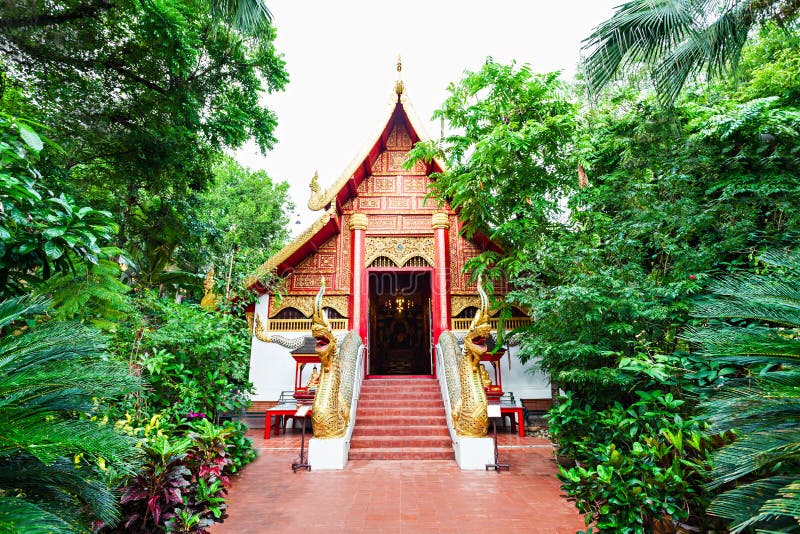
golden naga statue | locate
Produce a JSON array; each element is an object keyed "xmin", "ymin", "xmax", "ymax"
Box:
[
  {"xmin": 310, "ymin": 279, "xmax": 349, "ymax": 438},
  {"xmin": 452, "ymin": 275, "xmax": 490, "ymax": 437}
]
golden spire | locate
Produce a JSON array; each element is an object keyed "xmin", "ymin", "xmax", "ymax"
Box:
[{"xmin": 395, "ymin": 54, "xmax": 404, "ymax": 97}]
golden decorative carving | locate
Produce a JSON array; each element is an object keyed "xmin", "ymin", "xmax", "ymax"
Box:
[
  {"xmin": 349, "ymin": 213, "xmax": 368, "ymax": 231},
  {"xmin": 395, "ymin": 54, "xmax": 404, "ymax": 96},
  {"xmin": 452, "ymin": 275, "xmax": 490, "ymax": 438},
  {"xmin": 254, "ymin": 313, "xmax": 272, "ymax": 343},
  {"xmin": 308, "ymin": 170, "xmax": 327, "ymax": 211},
  {"xmin": 431, "ymin": 212, "xmax": 450, "ymax": 230},
  {"xmin": 451, "ymin": 295, "xmax": 480, "ymax": 317},
  {"xmin": 245, "ymin": 311, "xmax": 254, "ymax": 332},
  {"xmin": 200, "ymin": 269, "xmax": 217, "ymax": 310},
  {"xmin": 269, "ymin": 295, "xmax": 348, "ymax": 319},
  {"xmin": 311, "ymin": 279, "xmax": 349, "ymax": 439},
  {"xmin": 364, "ymin": 237, "xmax": 435, "ymax": 268},
  {"xmin": 255, "ymin": 206, "xmax": 336, "ymax": 274}
]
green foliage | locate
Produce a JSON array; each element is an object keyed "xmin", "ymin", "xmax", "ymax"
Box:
[
  {"xmin": 0, "ymin": 116, "xmax": 118, "ymax": 295},
  {"xmin": 406, "ymin": 60, "xmax": 577, "ymax": 262},
  {"xmin": 219, "ymin": 420, "xmax": 256, "ymax": 473},
  {"xmin": 177, "ymin": 156, "xmax": 292, "ymax": 295},
  {"xmin": 552, "ymin": 387, "xmax": 718, "ymax": 531},
  {"xmin": 0, "ymin": 0, "xmax": 288, "ymax": 288},
  {"xmin": 42, "ymin": 255, "xmax": 134, "ymax": 332},
  {"xmin": 0, "ymin": 297, "xmax": 141, "ymax": 532},
  {"xmin": 687, "ymin": 250, "xmax": 800, "ymax": 532},
  {"xmin": 118, "ymin": 435, "xmax": 193, "ymax": 532},
  {"xmin": 581, "ymin": 0, "xmax": 800, "ymax": 104},
  {"xmin": 136, "ymin": 294, "xmax": 252, "ymax": 423}
]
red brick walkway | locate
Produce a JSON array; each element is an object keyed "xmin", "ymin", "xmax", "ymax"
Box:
[{"xmin": 213, "ymin": 429, "xmax": 585, "ymax": 534}]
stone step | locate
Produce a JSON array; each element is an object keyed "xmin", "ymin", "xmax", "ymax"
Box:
[
  {"xmin": 361, "ymin": 380, "xmax": 439, "ymax": 386},
  {"xmin": 350, "ymin": 436, "xmax": 452, "ymax": 449},
  {"xmin": 357, "ymin": 406, "xmax": 445, "ymax": 417},
  {"xmin": 357, "ymin": 415, "xmax": 448, "ymax": 426},
  {"xmin": 359, "ymin": 389, "xmax": 441, "ymax": 397},
  {"xmin": 349, "ymin": 447, "xmax": 455, "ymax": 461},
  {"xmin": 352, "ymin": 425, "xmax": 450, "ymax": 438},
  {"xmin": 360, "ymin": 387, "xmax": 441, "ymax": 395},
  {"xmin": 358, "ymin": 399, "xmax": 443, "ymax": 408}
]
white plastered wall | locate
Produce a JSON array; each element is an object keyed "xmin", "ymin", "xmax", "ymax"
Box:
[
  {"xmin": 498, "ymin": 344, "xmax": 551, "ymax": 400},
  {"xmin": 248, "ymin": 294, "xmax": 304, "ymax": 401}
]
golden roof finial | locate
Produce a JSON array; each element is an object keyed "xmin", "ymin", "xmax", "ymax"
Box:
[{"xmin": 395, "ymin": 54, "xmax": 404, "ymax": 97}]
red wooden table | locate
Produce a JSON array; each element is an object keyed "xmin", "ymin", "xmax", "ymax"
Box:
[
  {"xmin": 500, "ymin": 406, "xmax": 525, "ymax": 437},
  {"xmin": 264, "ymin": 404, "xmax": 312, "ymax": 439}
]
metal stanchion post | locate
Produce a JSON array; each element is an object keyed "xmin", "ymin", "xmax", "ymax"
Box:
[
  {"xmin": 485, "ymin": 404, "xmax": 509, "ymax": 472},
  {"xmin": 291, "ymin": 405, "xmax": 311, "ymax": 472}
]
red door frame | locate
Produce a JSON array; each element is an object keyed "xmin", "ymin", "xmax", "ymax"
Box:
[{"xmin": 363, "ymin": 267, "xmax": 436, "ymax": 379}]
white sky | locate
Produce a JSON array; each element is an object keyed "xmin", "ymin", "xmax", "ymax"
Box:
[{"xmin": 235, "ymin": 0, "xmax": 620, "ymax": 233}]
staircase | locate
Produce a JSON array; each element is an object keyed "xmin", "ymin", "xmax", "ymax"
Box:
[{"xmin": 350, "ymin": 378, "xmax": 454, "ymax": 460}]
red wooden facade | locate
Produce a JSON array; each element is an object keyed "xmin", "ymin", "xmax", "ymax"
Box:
[{"xmin": 249, "ymin": 92, "xmax": 505, "ymax": 377}]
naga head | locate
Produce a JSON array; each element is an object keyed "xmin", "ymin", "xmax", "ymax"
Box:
[
  {"xmin": 312, "ymin": 277, "xmax": 336, "ymax": 368},
  {"xmin": 465, "ymin": 274, "xmax": 492, "ymax": 370}
]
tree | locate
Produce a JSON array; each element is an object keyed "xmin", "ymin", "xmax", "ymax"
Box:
[
  {"xmin": 0, "ymin": 297, "xmax": 141, "ymax": 532},
  {"xmin": 582, "ymin": 0, "xmax": 800, "ymax": 104},
  {"xmin": 0, "ymin": 0, "xmax": 288, "ymax": 287},
  {"xmin": 405, "ymin": 59, "xmax": 578, "ymax": 276},
  {"xmin": 176, "ymin": 156, "xmax": 292, "ymax": 296},
  {"xmin": 688, "ymin": 250, "xmax": 800, "ymax": 532}
]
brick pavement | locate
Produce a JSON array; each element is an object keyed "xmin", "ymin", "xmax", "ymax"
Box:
[{"xmin": 212, "ymin": 429, "xmax": 585, "ymax": 534}]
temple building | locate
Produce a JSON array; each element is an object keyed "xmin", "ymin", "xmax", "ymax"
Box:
[{"xmin": 246, "ymin": 65, "xmax": 551, "ymax": 466}]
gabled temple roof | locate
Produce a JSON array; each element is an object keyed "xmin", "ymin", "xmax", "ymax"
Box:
[{"xmin": 248, "ymin": 87, "xmax": 445, "ymax": 290}]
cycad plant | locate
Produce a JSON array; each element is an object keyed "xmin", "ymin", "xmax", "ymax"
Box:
[
  {"xmin": 688, "ymin": 250, "xmax": 800, "ymax": 532},
  {"xmin": 0, "ymin": 297, "xmax": 141, "ymax": 533}
]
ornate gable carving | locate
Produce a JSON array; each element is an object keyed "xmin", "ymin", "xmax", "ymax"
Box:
[{"xmin": 364, "ymin": 237, "xmax": 435, "ymax": 268}]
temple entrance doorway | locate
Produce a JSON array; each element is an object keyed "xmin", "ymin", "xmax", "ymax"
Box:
[{"xmin": 367, "ymin": 271, "xmax": 432, "ymax": 376}]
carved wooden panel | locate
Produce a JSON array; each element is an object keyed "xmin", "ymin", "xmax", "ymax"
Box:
[
  {"xmin": 365, "ymin": 237, "xmax": 435, "ymax": 268},
  {"xmin": 373, "ymin": 176, "xmax": 395, "ymax": 192},
  {"xmin": 386, "ymin": 197, "xmax": 412, "ymax": 210},
  {"xmin": 451, "ymin": 295, "xmax": 480, "ymax": 317},
  {"xmin": 270, "ymin": 295, "xmax": 349, "ymax": 318}
]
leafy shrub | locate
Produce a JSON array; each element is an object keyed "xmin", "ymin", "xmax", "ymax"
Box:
[
  {"xmin": 553, "ymin": 390, "xmax": 715, "ymax": 531},
  {"xmin": 118, "ymin": 435, "xmax": 192, "ymax": 532},
  {"xmin": 135, "ymin": 294, "xmax": 252, "ymax": 424},
  {"xmin": 222, "ymin": 420, "xmax": 256, "ymax": 473}
]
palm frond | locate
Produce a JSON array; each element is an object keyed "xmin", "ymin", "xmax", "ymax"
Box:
[
  {"xmin": 0, "ymin": 295, "xmax": 49, "ymax": 330},
  {"xmin": 709, "ymin": 427, "xmax": 800, "ymax": 487},
  {"xmin": 0, "ymin": 296, "xmax": 141, "ymax": 529},
  {"xmin": 582, "ymin": 0, "xmax": 696, "ymax": 94},
  {"xmin": 707, "ymin": 475, "xmax": 798, "ymax": 533},
  {"xmin": 208, "ymin": 0, "xmax": 272, "ymax": 35},
  {"xmin": 0, "ymin": 496, "xmax": 75, "ymax": 534},
  {"xmin": 684, "ymin": 324, "xmax": 799, "ymax": 365}
]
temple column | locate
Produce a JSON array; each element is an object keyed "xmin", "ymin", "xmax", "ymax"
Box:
[
  {"xmin": 431, "ymin": 213, "xmax": 451, "ymax": 346},
  {"xmin": 349, "ymin": 213, "xmax": 368, "ymax": 342}
]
